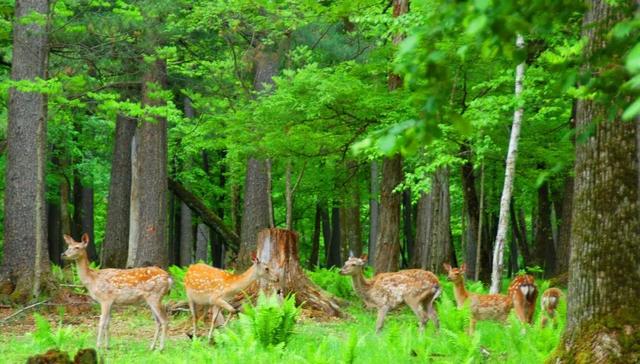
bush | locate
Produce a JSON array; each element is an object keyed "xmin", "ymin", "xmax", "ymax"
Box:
[
  {"xmin": 307, "ymin": 267, "xmax": 362, "ymax": 300},
  {"xmin": 235, "ymin": 292, "xmax": 300, "ymax": 348}
]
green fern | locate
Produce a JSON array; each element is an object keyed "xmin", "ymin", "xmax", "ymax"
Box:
[{"xmin": 238, "ymin": 292, "xmax": 300, "ymax": 348}]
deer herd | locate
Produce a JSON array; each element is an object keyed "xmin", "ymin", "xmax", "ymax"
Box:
[{"xmin": 61, "ymin": 234, "xmax": 563, "ymax": 351}]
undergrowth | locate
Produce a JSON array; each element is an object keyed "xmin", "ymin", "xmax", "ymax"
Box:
[{"xmin": 0, "ymin": 268, "xmax": 566, "ymax": 363}]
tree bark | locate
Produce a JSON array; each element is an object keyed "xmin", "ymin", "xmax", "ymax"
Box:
[
  {"xmin": 327, "ymin": 205, "xmax": 342, "ymax": 268},
  {"xmin": 510, "ymin": 200, "xmax": 531, "ymax": 267},
  {"xmin": 402, "ymin": 189, "xmax": 414, "ymax": 268},
  {"xmin": 555, "ymin": 176, "xmax": 573, "ymax": 276},
  {"xmin": 374, "ymin": 154, "xmax": 403, "ymax": 273},
  {"xmin": 101, "ymin": 114, "xmax": 135, "ymax": 268},
  {"xmin": 1, "ymin": 0, "xmax": 50, "ymax": 301},
  {"xmin": 534, "ymin": 179, "xmax": 555, "ymax": 277},
  {"xmin": 490, "ymin": 34, "xmax": 526, "ymax": 294},
  {"xmin": 47, "ymin": 201, "xmax": 63, "ymax": 267},
  {"xmin": 72, "ymin": 178, "xmax": 97, "ymax": 261},
  {"xmin": 127, "ymin": 59, "xmax": 169, "ymax": 268},
  {"xmin": 413, "ymin": 167, "xmax": 452, "ymax": 272},
  {"xmin": 238, "ymin": 158, "xmax": 271, "ymax": 268},
  {"xmin": 319, "ymin": 203, "xmax": 331, "ymax": 267},
  {"xmin": 308, "ymin": 204, "xmax": 321, "ymax": 269},
  {"xmin": 179, "ymin": 201, "xmax": 193, "ymax": 267},
  {"xmin": 195, "ymin": 223, "xmax": 209, "ymax": 263},
  {"xmin": 555, "ymin": 1, "xmax": 640, "ymax": 361},
  {"xmin": 368, "ymin": 160, "xmax": 380, "ymax": 265}
]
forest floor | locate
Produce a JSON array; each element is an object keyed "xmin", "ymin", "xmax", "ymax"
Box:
[{"xmin": 0, "ymin": 272, "xmax": 565, "ymax": 364}]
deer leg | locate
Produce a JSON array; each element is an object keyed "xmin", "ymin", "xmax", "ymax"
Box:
[
  {"xmin": 425, "ymin": 300, "xmax": 440, "ymax": 331},
  {"xmin": 97, "ymin": 301, "xmax": 113, "ymax": 350},
  {"xmin": 212, "ymin": 297, "xmax": 236, "ymax": 314},
  {"xmin": 404, "ymin": 297, "xmax": 427, "ymax": 332},
  {"xmin": 208, "ymin": 306, "xmax": 221, "ymax": 340},
  {"xmin": 188, "ymin": 298, "xmax": 197, "ymax": 338},
  {"xmin": 147, "ymin": 297, "xmax": 168, "ymax": 351},
  {"xmin": 375, "ymin": 306, "xmax": 390, "ymax": 334}
]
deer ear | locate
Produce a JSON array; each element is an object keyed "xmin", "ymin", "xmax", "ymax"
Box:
[
  {"xmin": 81, "ymin": 233, "xmax": 90, "ymax": 247},
  {"xmin": 460, "ymin": 263, "xmax": 467, "ymax": 273},
  {"xmin": 63, "ymin": 234, "xmax": 74, "ymax": 245},
  {"xmin": 360, "ymin": 254, "xmax": 368, "ymax": 261},
  {"xmin": 443, "ymin": 263, "xmax": 451, "ymax": 272},
  {"xmin": 251, "ymin": 251, "xmax": 258, "ymax": 263}
]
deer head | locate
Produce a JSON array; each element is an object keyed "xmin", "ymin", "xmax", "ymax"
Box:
[
  {"xmin": 340, "ymin": 254, "xmax": 367, "ymax": 276},
  {"xmin": 61, "ymin": 233, "xmax": 89, "ymax": 261},
  {"xmin": 251, "ymin": 252, "xmax": 279, "ymax": 283},
  {"xmin": 443, "ymin": 263, "xmax": 466, "ymax": 283}
]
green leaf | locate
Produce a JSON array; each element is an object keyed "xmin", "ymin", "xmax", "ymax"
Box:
[
  {"xmin": 626, "ymin": 42, "xmax": 640, "ymax": 73},
  {"xmin": 622, "ymin": 98, "xmax": 640, "ymax": 121},
  {"xmin": 466, "ymin": 15, "xmax": 488, "ymax": 35}
]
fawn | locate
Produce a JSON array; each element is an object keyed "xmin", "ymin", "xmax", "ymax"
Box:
[
  {"xmin": 540, "ymin": 287, "xmax": 562, "ymax": 328},
  {"xmin": 340, "ymin": 255, "xmax": 441, "ymax": 333},
  {"xmin": 508, "ymin": 274, "xmax": 538, "ymax": 324},
  {"xmin": 184, "ymin": 254, "xmax": 278, "ymax": 339},
  {"xmin": 62, "ymin": 234, "xmax": 172, "ymax": 350},
  {"xmin": 443, "ymin": 263, "xmax": 512, "ymax": 334}
]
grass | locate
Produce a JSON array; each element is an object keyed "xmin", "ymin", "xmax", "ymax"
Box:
[{"xmin": 0, "ymin": 269, "xmax": 565, "ymax": 364}]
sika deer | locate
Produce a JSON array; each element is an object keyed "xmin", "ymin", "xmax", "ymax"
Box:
[
  {"xmin": 340, "ymin": 255, "xmax": 441, "ymax": 333},
  {"xmin": 62, "ymin": 234, "xmax": 172, "ymax": 350},
  {"xmin": 508, "ymin": 274, "xmax": 538, "ymax": 324},
  {"xmin": 443, "ymin": 263, "xmax": 512, "ymax": 334},
  {"xmin": 540, "ymin": 287, "xmax": 562, "ymax": 328},
  {"xmin": 184, "ymin": 254, "xmax": 278, "ymax": 339}
]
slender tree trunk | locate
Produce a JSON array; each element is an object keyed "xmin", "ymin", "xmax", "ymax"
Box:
[
  {"xmin": 308, "ymin": 204, "xmax": 321, "ymax": 269},
  {"xmin": 319, "ymin": 203, "xmax": 331, "ymax": 267},
  {"xmin": 369, "ymin": 160, "xmax": 379, "ymax": 265},
  {"xmin": 195, "ymin": 223, "xmax": 209, "ymax": 263},
  {"xmin": 374, "ymin": 154, "xmax": 403, "ymax": 273},
  {"xmin": 490, "ymin": 34, "xmax": 526, "ymax": 294},
  {"xmin": 510, "ymin": 200, "xmax": 531, "ymax": 267},
  {"xmin": 231, "ymin": 184, "xmax": 241, "ymax": 238},
  {"xmin": 128, "ymin": 59, "xmax": 169, "ymax": 268},
  {"xmin": 460, "ymin": 143, "xmax": 481, "ymax": 280},
  {"xmin": 474, "ymin": 163, "xmax": 485, "ymax": 281},
  {"xmin": 555, "ymin": 176, "xmax": 573, "ymax": 276},
  {"xmin": 534, "ymin": 179, "xmax": 555, "ymax": 277},
  {"xmin": 73, "ymin": 178, "xmax": 97, "ymax": 261},
  {"xmin": 402, "ymin": 189, "xmax": 414, "ymax": 268},
  {"xmin": 556, "ymin": 2, "xmax": 640, "ymax": 361},
  {"xmin": 47, "ymin": 201, "xmax": 63, "ymax": 267},
  {"xmin": 102, "ymin": 114, "xmax": 135, "ymax": 268},
  {"xmin": 179, "ymin": 201, "xmax": 193, "ymax": 267},
  {"xmin": 168, "ymin": 193, "xmax": 179, "ymax": 266},
  {"xmin": 327, "ymin": 205, "xmax": 342, "ymax": 267},
  {"xmin": 1, "ymin": 0, "xmax": 50, "ymax": 301}
]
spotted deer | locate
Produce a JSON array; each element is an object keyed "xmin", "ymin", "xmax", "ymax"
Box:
[
  {"xmin": 184, "ymin": 254, "xmax": 278, "ymax": 339},
  {"xmin": 540, "ymin": 287, "xmax": 562, "ymax": 328},
  {"xmin": 340, "ymin": 255, "xmax": 441, "ymax": 333},
  {"xmin": 62, "ymin": 234, "xmax": 172, "ymax": 350},
  {"xmin": 443, "ymin": 263, "xmax": 512, "ymax": 334},
  {"xmin": 508, "ymin": 274, "xmax": 538, "ymax": 324}
]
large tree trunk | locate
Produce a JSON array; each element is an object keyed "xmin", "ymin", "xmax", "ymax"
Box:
[
  {"xmin": 127, "ymin": 59, "xmax": 169, "ymax": 268},
  {"xmin": 555, "ymin": 1, "xmax": 640, "ymax": 361},
  {"xmin": 238, "ymin": 158, "xmax": 271, "ymax": 268},
  {"xmin": 256, "ymin": 228, "xmax": 343, "ymax": 317},
  {"xmin": 368, "ymin": 161, "xmax": 380, "ymax": 265},
  {"xmin": 195, "ymin": 223, "xmax": 209, "ymax": 263},
  {"xmin": 101, "ymin": 114, "xmax": 135, "ymax": 268},
  {"xmin": 413, "ymin": 167, "xmax": 452, "ymax": 272},
  {"xmin": 72, "ymin": 178, "xmax": 97, "ymax": 261},
  {"xmin": 490, "ymin": 34, "xmax": 526, "ymax": 294},
  {"xmin": 1, "ymin": 0, "xmax": 50, "ymax": 301},
  {"xmin": 374, "ymin": 154, "xmax": 403, "ymax": 273},
  {"xmin": 534, "ymin": 179, "xmax": 555, "ymax": 277},
  {"xmin": 179, "ymin": 201, "xmax": 193, "ymax": 267}
]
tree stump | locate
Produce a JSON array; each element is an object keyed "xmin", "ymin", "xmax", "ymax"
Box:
[{"xmin": 255, "ymin": 228, "xmax": 344, "ymax": 318}]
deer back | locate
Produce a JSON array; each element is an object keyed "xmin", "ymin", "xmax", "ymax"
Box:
[
  {"xmin": 93, "ymin": 266, "xmax": 171, "ymax": 303},
  {"xmin": 469, "ymin": 293, "xmax": 513, "ymax": 321},
  {"xmin": 370, "ymin": 269, "xmax": 440, "ymax": 308}
]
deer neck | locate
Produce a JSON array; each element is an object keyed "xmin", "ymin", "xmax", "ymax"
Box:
[
  {"xmin": 227, "ymin": 265, "xmax": 257, "ymax": 293},
  {"xmin": 452, "ymin": 278, "xmax": 469, "ymax": 307},
  {"xmin": 75, "ymin": 251, "xmax": 95, "ymax": 286},
  {"xmin": 350, "ymin": 269, "xmax": 372, "ymax": 299}
]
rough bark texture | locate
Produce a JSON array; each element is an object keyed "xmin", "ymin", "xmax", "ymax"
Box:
[
  {"xmin": 491, "ymin": 34, "xmax": 525, "ymax": 294},
  {"xmin": 413, "ymin": 168, "xmax": 452, "ymax": 272},
  {"xmin": 127, "ymin": 59, "xmax": 169, "ymax": 268},
  {"xmin": 374, "ymin": 154, "xmax": 403, "ymax": 273},
  {"xmin": 1, "ymin": 0, "xmax": 50, "ymax": 301},
  {"xmin": 195, "ymin": 223, "xmax": 209, "ymax": 263},
  {"xmin": 555, "ymin": 1, "xmax": 640, "ymax": 362},
  {"xmin": 256, "ymin": 229, "xmax": 343, "ymax": 317},
  {"xmin": 555, "ymin": 176, "xmax": 573, "ymax": 276},
  {"xmin": 179, "ymin": 201, "xmax": 193, "ymax": 267},
  {"xmin": 369, "ymin": 161, "xmax": 380, "ymax": 265},
  {"xmin": 534, "ymin": 180, "xmax": 555, "ymax": 277},
  {"xmin": 238, "ymin": 158, "xmax": 271, "ymax": 269},
  {"xmin": 101, "ymin": 114, "xmax": 135, "ymax": 268}
]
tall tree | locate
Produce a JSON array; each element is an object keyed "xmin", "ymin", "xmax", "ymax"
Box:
[
  {"xmin": 368, "ymin": 161, "xmax": 380, "ymax": 265},
  {"xmin": 1, "ymin": 0, "xmax": 50, "ymax": 301},
  {"xmin": 556, "ymin": 1, "xmax": 640, "ymax": 361},
  {"xmin": 534, "ymin": 179, "xmax": 555, "ymax": 277},
  {"xmin": 179, "ymin": 201, "xmax": 193, "ymax": 266},
  {"xmin": 490, "ymin": 34, "xmax": 526, "ymax": 294},
  {"xmin": 101, "ymin": 114, "xmax": 136, "ymax": 268},
  {"xmin": 374, "ymin": 0, "xmax": 407, "ymax": 273},
  {"xmin": 127, "ymin": 59, "xmax": 169, "ymax": 267}
]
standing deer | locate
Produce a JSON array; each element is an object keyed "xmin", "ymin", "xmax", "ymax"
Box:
[
  {"xmin": 540, "ymin": 287, "xmax": 562, "ymax": 328},
  {"xmin": 62, "ymin": 234, "xmax": 172, "ymax": 350},
  {"xmin": 443, "ymin": 263, "xmax": 512, "ymax": 334},
  {"xmin": 340, "ymin": 255, "xmax": 441, "ymax": 333},
  {"xmin": 508, "ymin": 274, "xmax": 538, "ymax": 324},
  {"xmin": 184, "ymin": 254, "xmax": 278, "ymax": 339}
]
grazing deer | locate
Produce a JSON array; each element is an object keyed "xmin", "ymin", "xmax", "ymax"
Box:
[
  {"xmin": 540, "ymin": 287, "xmax": 562, "ymax": 328},
  {"xmin": 508, "ymin": 274, "xmax": 538, "ymax": 324},
  {"xmin": 62, "ymin": 234, "xmax": 172, "ymax": 350},
  {"xmin": 340, "ymin": 255, "xmax": 441, "ymax": 333},
  {"xmin": 184, "ymin": 254, "xmax": 278, "ymax": 339},
  {"xmin": 443, "ymin": 263, "xmax": 512, "ymax": 334}
]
